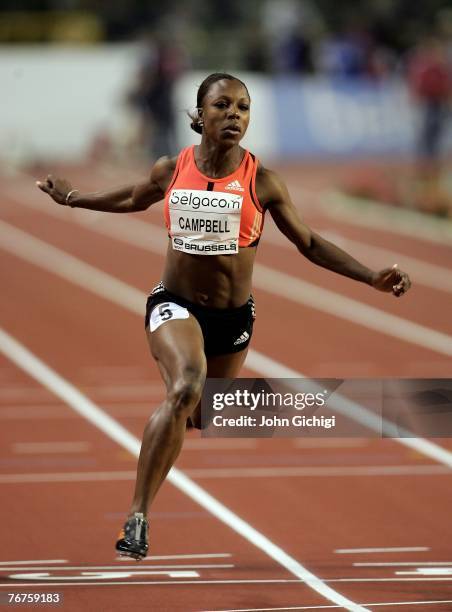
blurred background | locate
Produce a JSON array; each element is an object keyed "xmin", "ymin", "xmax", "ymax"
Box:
[{"xmin": 1, "ymin": 0, "xmax": 452, "ymax": 215}]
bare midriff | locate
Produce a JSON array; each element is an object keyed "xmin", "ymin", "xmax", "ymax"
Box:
[{"xmin": 162, "ymin": 240, "xmax": 257, "ymax": 308}]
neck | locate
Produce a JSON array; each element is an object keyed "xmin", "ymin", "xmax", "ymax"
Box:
[{"xmin": 195, "ymin": 139, "xmax": 244, "ymax": 179}]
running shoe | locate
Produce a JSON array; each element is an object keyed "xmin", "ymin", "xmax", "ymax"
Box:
[{"xmin": 115, "ymin": 512, "xmax": 149, "ymax": 560}]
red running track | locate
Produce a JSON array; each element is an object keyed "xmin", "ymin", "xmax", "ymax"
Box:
[{"xmin": 1, "ymin": 163, "xmax": 452, "ymax": 612}]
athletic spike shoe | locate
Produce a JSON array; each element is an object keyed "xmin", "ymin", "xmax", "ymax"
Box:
[{"xmin": 115, "ymin": 512, "xmax": 149, "ymax": 561}]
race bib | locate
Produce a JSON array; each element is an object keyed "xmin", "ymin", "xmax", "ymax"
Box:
[
  {"xmin": 149, "ymin": 302, "xmax": 190, "ymax": 332},
  {"xmin": 168, "ymin": 189, "xmax": 242, "ymax": 255}
]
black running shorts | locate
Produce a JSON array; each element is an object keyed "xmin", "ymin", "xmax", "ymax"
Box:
[{"xmin": 145, "ymin": 282, "xmax": 256, "ymax": 356}]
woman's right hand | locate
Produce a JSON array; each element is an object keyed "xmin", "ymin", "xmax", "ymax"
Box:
[{"xmin": 36, "ymin": 175, "xmax": 76, "ymax": 206}]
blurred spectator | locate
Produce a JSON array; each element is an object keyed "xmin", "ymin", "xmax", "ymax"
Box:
[
  {"xmin": 316, "ymin": 23, "xmax": 373, "ymax": 78},
  {"xmin": 127, "ymin": 30, "xmax": 189, "ymax": 159},
  {"xmin": 408, "ymin": 36, "xmax": 451, "ymax": 160},
  {"xmin": 261, "ymin": 0, "xmax": 319, "ymax": 74},
  {"xmin": 407, "ymin": 35, "xmax": 451, "ymax": 213},
  {"xmin": 243, "ymin": 24, "xmax": 269, "ymax": 72},
  {"xmin": 274, "ymin": 26, "xmax": 314, "ymax": 73}
]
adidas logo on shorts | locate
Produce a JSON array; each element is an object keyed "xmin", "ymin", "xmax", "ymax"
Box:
[
  {"xmin": 151, "ymin": 281, "xmax": 165, "ymax": 295},
  {"xmin": 225, "ymin": 180, "xmax": 244, "ymax": 192},
  {"xmin": 234, "ymin": 331, "xmax": 250, "ymax": 345}
]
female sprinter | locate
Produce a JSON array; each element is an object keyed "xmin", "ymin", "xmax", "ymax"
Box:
[{"xmin": 37, "ymin": 73, "xmax": 411, "ymax": 560}]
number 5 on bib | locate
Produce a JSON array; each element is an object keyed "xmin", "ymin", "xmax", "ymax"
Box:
[{"xmin": 149, "ymin": 302, "xmax": 190, "ymax": 332}]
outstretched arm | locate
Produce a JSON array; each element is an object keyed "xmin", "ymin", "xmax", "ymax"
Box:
[
  {"xmin": 259, "ymin": 168, "xmax": 411, "ymax": 297},
  {"xmin": 36, "ymin": 156, "xmax": 174, "ymax": 213}
]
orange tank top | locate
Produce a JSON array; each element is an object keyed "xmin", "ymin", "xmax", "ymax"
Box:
[{"xmin": 164, "ymin": 145, "xmax": 264, "ymax": 255}]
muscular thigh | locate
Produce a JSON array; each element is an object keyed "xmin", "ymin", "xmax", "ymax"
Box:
[
  {"xmin": 206, "ymin": 349, "xmax": 248, "ymax": 378},
  {"xmin": 146, "ymin": 315, "xmax": 206, "ymax": 390},
  {"xmin": 190, "ymin": 348, "xmax": 248, "ymax": 428}
]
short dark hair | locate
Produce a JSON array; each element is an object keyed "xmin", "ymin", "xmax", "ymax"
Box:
[{"xmin": 189, "ymin": 73, "xmax": 250, "ymax": 134}]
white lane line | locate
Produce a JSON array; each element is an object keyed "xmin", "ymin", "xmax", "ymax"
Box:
[
  {"xmin": 9, "ymin": 171, "xmax": 452, "ymax": 280},
  {"xmin": 354, "ymin": 562, "xmax": 452, "ymax": 567},
  {"xmin": 12, "ymin": 441, "xmax": 90, "ymax": 454},
  {"xmin": 2, "ymin": 219, "xmax": 452, "ymax": 470},
  {"xmin": 9, "ymin": 570, "xmax": 200, "ymax": 580},
  {"xmin": 2, "ymin": 465, "xmax": 449, "ymax": 484},
  {"xmin": 127, "ymin": 553, "xmax": 232, "ymax": 561},
  {"xmin": 0, "ymin": 580, "xmax": 303, "ymax": 587},
  {"xmin": 0, "ymin": 403, "xmax": 159, "ymax": 421},
  {"xmin": 203, "ymin": 599, "xmax": 452, "ymax": 611},
  {"xmin": 335, "ymin": 547, "xmax": 430, "ymax": 554},
  {"xmin": 246, "ymin": 352, "xmax": 452, "ymax": 470},
  {"xmin": 205, "ymin": 599, "xmax": 452, "ymax": 612},
  {"xmin": 56, "ymin": 210, "xmax": 452, "ymax": 353},
  {"xmin": 318, "ymin": 232, "xmax": 452, "ymax": 294},
  {"xmin": 321, "ymin": 190, "xmax": 452, "ymax": 247},
  {"xmin": 0, "ymin": 220, "xmax": 144, "ymax": 314},
  {"xmin": 13, "ymin": 178, "xmax": 452, "ymax": 294},
  {"xmin": 5, "ymin": 165, "xmax": 450, "ymax": 248},
  {"xmin": 0, "ymin": 560, "xmax": 67, "ymax": 566},
  {"xmin": 4, "ymin": 203, "xmax": 452, "ymax": 357},
  {"xmin": 0, "ymin": 329, "xmax": 367, "ymax": 612},
  {"xmin": 0, "ymin": 383, "xmax": 162, "ymax": 401},
  {"xmin": 0, "ymin": 554, "xmax": 227, "ymax": 564},
  {"xmin": 253, "ymin": 263, "xmax": 452, "ymax": 357},
  {"xmin": 1, "ymin": 576, "xmax": 451, "ymax": 585},
  {"xmin": 46, "ymin": 210, "xmax": 452, "ymax": 353},
  {"xmin": 253, "ymin": 216, "xmax": 452, "ymax": 294},
  {"xmin": 182, "ymin": 465, "xmax": 449, "ymax": 478},
  {"xmin": 0, "ymin": 471, "xmax": 135, "ymax": 483},
  {"xmin": 396, "ymin": 569, "xmax": 452, "ymax": 575},
  {"xmin": 330, "ymin": 578, "xmax": 452, "ymax": 582},
  {"xmin": 1, "ymin": 564, "xmax": 234, "ymax": 571}
]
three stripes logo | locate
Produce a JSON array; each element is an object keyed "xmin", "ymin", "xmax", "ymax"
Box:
[
  {"xmin": 234, "ymin": 331, "xmax": 250, "ymax": 345},
  {"xmin": 225, "ymin": 180, "xmax": 244, "ymax": 192}
]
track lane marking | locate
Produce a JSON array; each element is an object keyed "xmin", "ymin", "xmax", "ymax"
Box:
[
  {"xmin": 7, "ymin": 180, "xmax": 452, "ymax": 294},
  {"xmin": 322, "ymin": 190, "xmax": 452, "ymax": 247},
  {"xmin": 354, "ymin": 562, "xmax": 452, "ymax": 567},
  {"xmin": 0, "ymin": 329, "xmax": 367, "ymax": 612},
  {"xmin": 335, "ymin": 547, "xmax": 429, "ymax": 554},
  {"xmin": 2, "ymin": 564, "xmax": 234, "ymax": 570},
  {"xmin": 9, "ymin": 570, "xmax": 200, "ymax": 580},
  {"xmin": 4, "ymin": 186, "xmax": 452, "ymax": 348},
  {"xmin": 1, "ymin": 217, "xmax": 452, "ymax": 358},
  {"xmin": 313, "ymin": 231, "xmax": 452, "ymax": 294},
  {"xmin": 203, "ymin": 598, "xmax": 452, "ymax": 611},
  {"xmin": 252, "ymin": 263, "xmax": 452, "ymax": 357},
  {"xmin": 0, "ymin": 560, "xmax": 67, "ymax": 566},
  {"xmin": 245, "ymin": 352, "xmax": 452, "ymax": 469},
  {"xmin": 12, "ymin": 441, "xmax": 90, "ymax": 454},
  {"xmin": 124, "ymin": 554, "xmax": 232, "ymax": 561},
  {"xmin": 171, "ymin": 465, "xmax": 451, "ymax": 478},
  {"xmin": 1, "ymin": 465, "xmax": 449, "ymax": 483},
  {"xmin": 396, "ymin": 569, "xmax": 452, "ymax": 575},
  {"xmin": 1, "ymin": 220, "xmax": 452, "ymax": 470},
  {"xmin": 1, "ymin": 578, "xmax": 451, "ymax": 586},
  {"xmin": 0, "ymin": 580, "xmax": 330, "ymax": 587}
]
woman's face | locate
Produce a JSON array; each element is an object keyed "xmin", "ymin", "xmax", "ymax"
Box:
[{"xmin": 199, "ymin": 79, "xmax": 250, "ymax": 144}]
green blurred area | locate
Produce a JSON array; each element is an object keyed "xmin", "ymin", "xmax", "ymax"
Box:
[{"xmin": 0, "ymin": 11, "xmax": 104, "ymax": 43}]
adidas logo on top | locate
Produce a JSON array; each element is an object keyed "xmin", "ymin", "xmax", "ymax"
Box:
[
  {"xmin": 225, "ymin": 180, "xmax": 244, "ymax": 192},
  {"xmin": 234, "ymin": 331, "xmax": 250, "ymax": 345}
]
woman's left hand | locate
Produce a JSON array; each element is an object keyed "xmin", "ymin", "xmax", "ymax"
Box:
[{"xmin": 371, "ymin": 264, "xmax": 411, "ymax": 297}]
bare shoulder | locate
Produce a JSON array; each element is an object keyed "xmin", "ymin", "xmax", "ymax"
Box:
[
  {"xmin": 255, "ymin": 163, "xmax": 289, "ymax": 208},
  {"xmin": 150, "ymin": 155, "xmax": 178, "ymax": 191}
]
